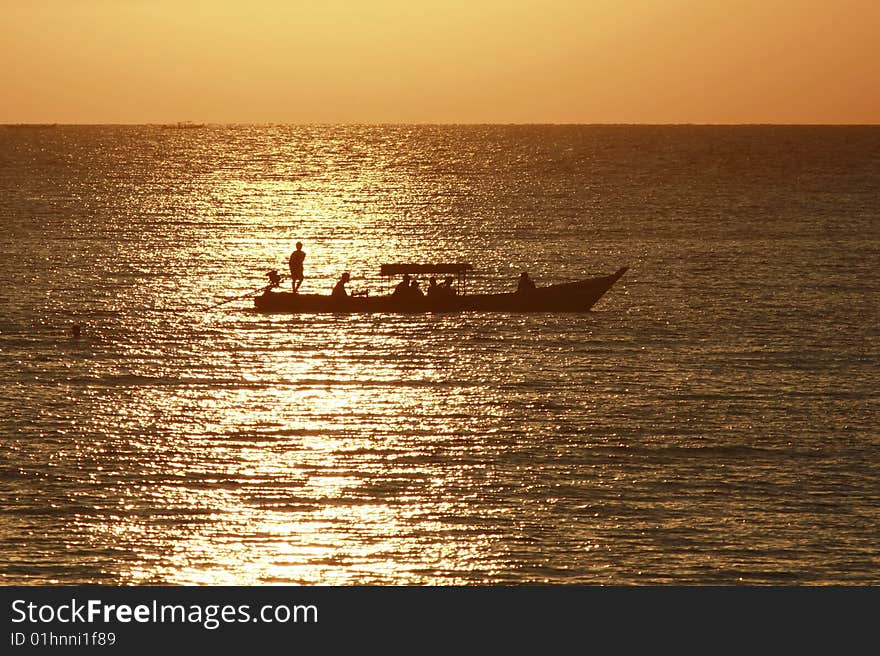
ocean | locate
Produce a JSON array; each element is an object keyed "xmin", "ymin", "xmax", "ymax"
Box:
[{"xmin": 1, "ymin": 125, "xmax": 877, "ymax": 584}]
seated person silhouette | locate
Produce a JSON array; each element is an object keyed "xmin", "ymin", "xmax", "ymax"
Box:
[
  {"xmin": 436, "ymin": 276, "xmax": 456, "ymax": 297},
  {"xmin": 332, "ymin": 272, "xmax": 351, "ymax": 299},
  {"xmin": 392, "ymin": 274, "xmax": 411, "ymax": 297},
  {"xmin": 517, "ymin": 271, "xmax": 536, "ymax": 293},
  {"xmin": 426, "ymin": 277, "xmax": 439, "ymax": 297}
]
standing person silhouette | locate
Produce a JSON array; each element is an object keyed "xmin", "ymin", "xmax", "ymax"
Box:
[{"xmin": 289, "ymin": 242, "xmax": 305, "ymax": 292}]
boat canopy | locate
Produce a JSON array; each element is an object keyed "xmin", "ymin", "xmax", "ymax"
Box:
[{"xmin": 380, "ymin": 263, "xmax": 473, "ymax": 276}]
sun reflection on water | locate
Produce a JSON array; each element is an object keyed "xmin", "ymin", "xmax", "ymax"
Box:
[
  {"xmin": 5, "ymin": 126, "xmax": 876, "ymax": 585},
  {"xmin": 63, "ymin": 313, "xmax": 516, "ymax": 585}
]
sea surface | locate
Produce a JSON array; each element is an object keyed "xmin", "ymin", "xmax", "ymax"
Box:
[{"xmin": 1, "ymin": 125, "xmax": 878, "ymax": 585}]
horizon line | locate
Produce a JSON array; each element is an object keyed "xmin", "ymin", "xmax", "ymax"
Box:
[{"xmin": 3, "ymin": 121, "xmax": 879, "ymax": 128}]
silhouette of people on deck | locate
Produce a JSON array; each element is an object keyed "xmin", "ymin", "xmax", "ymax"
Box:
[
  {"xmin": 410, "ymin": 278, "xmax": 424, "ymax": 297},
  {"xmin": 517, "ymin": 271, "xmax": 536, "ymax": 293},
  {"xmin": 426, "ymin": 277, "xmax": 439, "ymax": 297},
  {"xmin": 392, "ymin": 274, "xmax": 411, "ymax": 297},
  {"xmin": 391, "ymin": 274, "xmax": 427, "ymax": 300},
  {"xmin": 437, "ymin": 276, "xmax": 456, "ymax": 297},
  {"xmin": 267, "ymin": 269, "xmax": 281, "ymax": 288},
  {"xmin": 332, "ymin": 272, "xmax": 351, "ymax": 299},
  {"xmin": 289, "ymin": 241, "xmax": 305, "ymax": 292}
]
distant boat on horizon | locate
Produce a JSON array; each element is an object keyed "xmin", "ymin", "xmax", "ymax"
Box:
[
  {"xmin": 3, "ymin": 123, "xmax": 58, "ymax": 129},
  {"xmin": 162, "ymin": 121, "xmax": 206, "ymax": 129}
]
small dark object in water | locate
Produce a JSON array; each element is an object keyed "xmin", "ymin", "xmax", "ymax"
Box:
[{"xmin": 71, "ymin": 324, "xmax": 82, "ymax": 338}]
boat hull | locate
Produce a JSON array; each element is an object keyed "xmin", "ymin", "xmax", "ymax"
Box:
[{"xmin": 253, "ymin": 267, "xmax": 627, "ymax": 313}]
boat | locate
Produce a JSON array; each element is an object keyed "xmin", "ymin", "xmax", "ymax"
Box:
[
  {"xmin": 3, "ymin": 123, "xmax": 57, "ymax": 129},
  {"xmin": 162, "ymin": 121, "xmax": 205, "ymax": 129},
  {"xmin": 253, "ymin": 264, "xmax": 628, "ymax": 313}
]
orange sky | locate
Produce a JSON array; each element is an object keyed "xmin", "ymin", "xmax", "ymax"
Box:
[{"xmin": 2, "ymin": 0, "xmax": 878, "ymax": 124}]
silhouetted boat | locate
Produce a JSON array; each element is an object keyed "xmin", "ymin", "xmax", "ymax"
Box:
[
  {"xmin": 253, "ymin": 264, "xmax": 628, "ymax": 313},
  {"xmin": 162, "ymin": 121, "xmax": 205, "ymax": 129},
  {"xmin": 3, "ymin": 123, "xmax": 57, "ymax": 129}
]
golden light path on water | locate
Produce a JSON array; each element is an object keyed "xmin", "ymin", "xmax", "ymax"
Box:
[
  {"xmin": 3, "ymin": 126, "xmax": 877, "ymax": 585},
  {"xmin": 57, "ymin": 140, "xmax": 522, "ymax": 584},
  {"xmin": 82, "ymin": 302, "xmax": 530, "ymax": 585}
]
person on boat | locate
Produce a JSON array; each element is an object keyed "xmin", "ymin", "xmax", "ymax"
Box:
[
  {"xmin": 260, "ymin": 269, "xmax": 282, "ymax": 296},
  {"xmin": 392, "ymin": 274, "xmax": 411, "ymax": 297},
  {"xmin": 517, "ymin": 271, "xmax": 536, "ymax": 293},
  {"xmin": 289, "ymin": 242, "xmax": 305, "ymax": 293},
  {"xmin": 436, "ymin": 276, "xmax": 456, "ymax": 296},
  {"xmin": 332, "ymin": 272, "xmax": 351, "ymax": 299},
  {"xmin": 410, "ymin": 278, "xmax": 424, "ymax": 297},
  {"xmin": 426, "ymin": 277, "xmax": 439, "ymax": 297}
]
